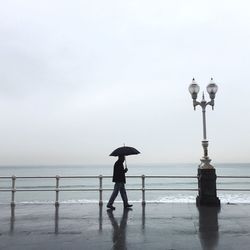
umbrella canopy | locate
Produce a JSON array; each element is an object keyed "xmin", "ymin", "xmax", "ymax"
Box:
[{"xmin": 109, "ymin": 146, "xmax": 140, "ymax": 156}]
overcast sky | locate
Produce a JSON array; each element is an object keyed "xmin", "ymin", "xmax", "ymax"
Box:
[{"xmin": 0, "ymin": 0, "xmax": 250, "ymax": 165}]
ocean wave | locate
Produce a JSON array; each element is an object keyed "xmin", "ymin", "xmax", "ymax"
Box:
[
  {"xmin": 8, "ymin": 185, "xmax": 91, "ymax": 189},
  {"xmin": 1, "ymin": 193, "xmax": 250, "ymax": 205}
]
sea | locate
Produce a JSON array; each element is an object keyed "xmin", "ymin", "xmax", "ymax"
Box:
[{"xmin": 1, "ymin": 163, "xmax": 250, "ymax": 204}]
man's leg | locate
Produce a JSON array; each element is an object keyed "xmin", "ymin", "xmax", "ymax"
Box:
[
  {"xmin": 119, "ymin": 183, "xmax": 128, "ymax": 206},
  {"xmin": 107, "ymin": 183, "xmax": 119, "ymax": 206}
]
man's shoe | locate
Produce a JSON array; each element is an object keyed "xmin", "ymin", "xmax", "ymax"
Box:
[
  {"xmin": 124, "ymin": 204, "xmax": 133, "ymax": 208},
  {"xmin": 107, "ymin": 204, "xmax": 116, "ymax": 210}
]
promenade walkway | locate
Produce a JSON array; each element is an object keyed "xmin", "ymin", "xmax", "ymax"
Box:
[{"xmin": 1, "ymin": 203, "xmax": 250, "ymax": 250}]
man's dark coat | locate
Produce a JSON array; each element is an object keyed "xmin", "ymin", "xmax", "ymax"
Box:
[{"xmin": 112, "ymin": 159, "xmax": 127, "ymax": 183}]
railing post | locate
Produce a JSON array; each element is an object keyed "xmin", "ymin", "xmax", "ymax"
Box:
[
  {"xmin": 11, "ymin": 175, "xmax": 16, "ymax": 207},
  {"xmin": 142, "ymin": 175, "xmax": 146, "ymax": 205},
  {"xmin": 99, "ymin": 175, "xmax": 103, "ymax": 205},
  {"xmin": 55, "ymin": 175, "xmax": 60, "ymax": 207}
]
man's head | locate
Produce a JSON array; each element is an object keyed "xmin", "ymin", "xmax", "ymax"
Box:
[{"xmin": 118, "ymin": 155, "xmax": 125, "ymax": 162}]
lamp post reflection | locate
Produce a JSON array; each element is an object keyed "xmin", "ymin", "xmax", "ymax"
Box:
[{"xmin": 198, "ymin": 206, "xmax": 220, "ymax": 250}]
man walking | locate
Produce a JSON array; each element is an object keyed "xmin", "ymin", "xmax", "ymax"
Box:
[{"xmin": 107, "ymin": 155, "xmax": 133, "ymax": 210}]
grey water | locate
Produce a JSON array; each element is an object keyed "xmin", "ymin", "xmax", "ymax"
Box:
[{"xmin": 1, "ymin": 163, "xmax": 250, "ymax": 204}]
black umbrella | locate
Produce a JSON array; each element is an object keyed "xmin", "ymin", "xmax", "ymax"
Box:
[
  {"xmin": 109, "ymin": 146, "xmax": 140, "ymax": 169},
  {"xmin": 109, "ymin": 146, "xmax": 140, "ymax": 156}
]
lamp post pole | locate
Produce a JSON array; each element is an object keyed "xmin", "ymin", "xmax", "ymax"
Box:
[{"xmin": 189, "ymin": 78, "xmax": 220, "ymax": 206}]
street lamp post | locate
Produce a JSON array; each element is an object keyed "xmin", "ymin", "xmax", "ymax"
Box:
[{"xmin": 189, "ymin": 78, "xmax": 220, "ymax": 206}]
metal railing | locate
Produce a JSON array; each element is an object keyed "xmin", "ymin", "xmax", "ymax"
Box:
[{"xmin": 1, "ymin": 175, "xmax": 250, "ymax": 206}]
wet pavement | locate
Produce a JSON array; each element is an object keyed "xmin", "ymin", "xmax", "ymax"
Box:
[{"xmin": 1, "ymin": 203, "xmax": 250, "ymax": 249}]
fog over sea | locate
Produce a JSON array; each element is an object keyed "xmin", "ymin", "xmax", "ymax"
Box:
[{"xmin": 1, "ymin": 163, "xmax": 250, "ymax": 204}]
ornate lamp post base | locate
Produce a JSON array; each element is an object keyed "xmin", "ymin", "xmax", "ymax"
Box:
[{"xmin": 196, "ymin": 168, "xmax": 220, "ymax": 207}]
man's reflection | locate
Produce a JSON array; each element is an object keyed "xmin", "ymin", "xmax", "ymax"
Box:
[
  {"xmin": 107, "ymin": 208, "xmax": 131, "ymax": 250},
  {"xmin": 198, "ymin": 206, "xmax": 220, "ymax": 250}
]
